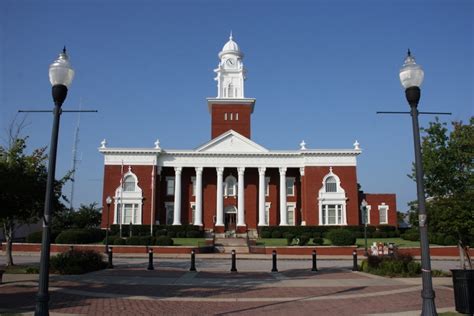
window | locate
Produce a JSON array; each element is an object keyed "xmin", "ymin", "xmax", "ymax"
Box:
[
  {"xmin": 191, "ymin": 177, "xmax": 196, "ymax": 196},
  {"xmin": 264, "ymin": 202, "xmax": 271, "ymax": 225},
  {"xmin": 287, "ymin": 204, "xmax": 296, "ymax": 225},
  {"xmin": 166, "ymin": 177, "xmax": 175, "ymax": 196},
  {"xmin": 325, "ymin": 176, "xmax": 337, "ymax": 192},
  {"xmin": 123, "ymin": 176, "xmax": 135, "ymax": 192},
  {"xmin": 286, "ymin": 177, "xmax": 295, "ymax": 196},
  {"xmin": 165, "ymin": 203, "xmax": 174, "ymax": 225},
  {"xmin": 379, "ymin": 204, "xmax": 388, "ymax": 224},
  {"xmin": 322, "ymin": 204, "xmax": 343, "ymax": 225},
  {"xmin": 230, "ymin": 113, "xmax": 233, "ymax": 120},
  {"xmin": 116, "ymin": 203, "xmax": 140, "ymax": 224},
  {"xmin": 191, "ymin": 203, "xmax": 196, "ymax": 225},
  {"xmin": 228, "ymin": 83, "xmax": 234, "ymax": 98},
  {"xmin": 235, "ymin": 113, "xmax": 239, "ymax": 120},
  {"xmin": 265, "ymin": 177, "xmax": 270, "ymax": 196},
  {"xmin": 224, "ymin": 113, "xmax": 227, "ymax": 120},
  {"xmin": 224, "ymin": 175, "xmax": 237, "ymax": 197}
]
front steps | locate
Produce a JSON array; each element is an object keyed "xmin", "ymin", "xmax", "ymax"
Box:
[{"xmin": 214, "ymin": 238, "xmax": 249, "ymax": 253}]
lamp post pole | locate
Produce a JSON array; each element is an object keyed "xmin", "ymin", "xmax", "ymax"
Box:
[
  {"xmin": 35, "ymin": 48, "xmax": 74, "ymax": 316},
  {"xmin": 360, "ymin": 199, "xmax": 368, "ymax": 256},
  {"xmin": 399, "ymin": 50, "xmax": 437, "ymax": 315},
  {"xmin": 105, "ymin": 196, "xmax": 112, "ymax": 253}
]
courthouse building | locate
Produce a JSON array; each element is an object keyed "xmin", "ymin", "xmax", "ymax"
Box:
[{"xmin": 99, "ymin": 35, "xmax": 397, "ymax": 237}]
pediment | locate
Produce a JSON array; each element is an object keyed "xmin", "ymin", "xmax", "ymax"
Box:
[{"xmin": 196, "ymin": 130, "xmax": 268, "ymax": 153}]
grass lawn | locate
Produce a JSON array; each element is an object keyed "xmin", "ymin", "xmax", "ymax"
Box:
[
  {"xmin": 256, "ymin": 238, "xmax": 332, "ymax": 246},
  {"xmin": 172, "ymin": 238, "xmax": 206, "ymax": 246},
  {"xmin": 3, "ymin": 264, "xmax": 39, "ymax": 274}
]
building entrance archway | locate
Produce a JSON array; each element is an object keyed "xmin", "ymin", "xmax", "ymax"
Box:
[{"xmin": 224, "ymin": 205, "xmax": 237, "ymax": 234}]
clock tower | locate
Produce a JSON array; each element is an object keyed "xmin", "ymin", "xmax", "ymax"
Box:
[{"xmin": 208, "ymin": 33, "xmax": 256, "ymax": 139}]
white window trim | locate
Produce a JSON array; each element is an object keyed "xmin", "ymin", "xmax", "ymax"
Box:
[
  {"xmin": 286, "ymin": 177, "xmax": 295, "ymax": 197},
  {"xmin": 378, "ymin": 203, "xmax": 389, "ymax": 224},
  {"xmin": 265, "ymin": 177, "xmax": 270, "ymax": 197},
  {"xmin": 366, "ymin": 205, "xmax": 372, "ymax": 225},
  {"xmin": 114, "ymin": 169, "xmax": 143, "ymax": 225},
  {"xmin": 191, "ymin": 176, "xmax": 196, "ymax": 196},
  {"xmin": 165, "ymin": 202, "xmax": 174, "ymax": 225},
  {"xmin": 166, "ymin": 176, "xmax": 175, "ymax": 196},
  {"xmin": 318, "ymin": 169, "xmax": 347, "ymax": 226},
  {"xmin": 287, "ymin": 202, "xmax": 296, "ymax": 226},
  {"xmin": 264, "ymin": 202, "xmax": 271, "ymax": 226},
  {"xmin": 190, "ymin": 202, "xmax": 196, "ymax": 225}
]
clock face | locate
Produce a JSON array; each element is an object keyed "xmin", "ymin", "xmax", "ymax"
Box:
[{"xmin": 226, "ymin": 58, "xmax": 236, "ymax": 67}]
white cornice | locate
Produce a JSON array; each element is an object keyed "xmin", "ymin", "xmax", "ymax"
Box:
[{"xmin": 207, "ymin": 98, "xmax": 256, "ymax": 113}]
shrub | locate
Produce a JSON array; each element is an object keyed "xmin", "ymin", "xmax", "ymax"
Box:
[
  {"xmin": 361, "ymin": 254, "xmax": 421, "ymax": 277},
  {"xmin": 167, "ymin": 231, "xmax": 176, "ymax": 238},
  {"xmin": 260, "ymin": 231, "xmax": 271, "ymax": 238},
  {"xmin": 407, "ymin": 261, "xmax": 421, "ymax": 275},
  {"xmin": 26, "ymin": 231, "xmax": 43, "ymax": 243},
  {"xmin": 126, "ymin": 236, "xmax": 153, "ymax": 245},
  {"xmin": 50, "ymin": 249, "xmax": 107, "ymax": 274},
  {"xmin": 113, "ymin": 237, "xmax": 126, "ymax": 245},
  {"xmin": 286, "ymin": 234, "xmax": 295, "ymax": 246},
  {"xmin": 176, "ymin": 231, "xmax": 187, "ymax": 238},
  {"xmin": 312, "ymin": 231, "xmax": 322, "ymax": 239},
  {"xmin": 444, "ymin": 235, "xmax": 457, "ymax": 246},
  {"xmin": 327, "ymin": 229, "xmax": 355, "ymax": 246},
  {"xmin": 401, "ymin": 228, "xmax": 420, "ymax": 241},
  {"xmin": 271, "ymin": 230, "xmax": 282, "ymax": 238},
  {"xmin": 155, "ymin": 235, "xmax": 174, "ymax": 246},
  {"xmin": 298, "ymin": 234, "xmax": 310, "ymax": 246},
  {"xmin": 313, "ymin": 236, "xmax": 324, "ymax": 245},
  {"xmin": 186, "ymin": 230, "xmax": 202, "ymax": 238},
  {"xmin": 55, "ymin": 228, "xmax": 104, "ymax": 244},
  {"xmin": 155, "ymin": 229, "xmax": 168, "ymax": 237}
]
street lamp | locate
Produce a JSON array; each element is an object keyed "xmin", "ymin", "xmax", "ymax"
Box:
[
  {"xmin": 35, "ymin": 47, "xmax": 74, "ymax": 316},
  {"xmin": 399, "ymin": 49, "xmax": 437, "ymax": 315},
  {"xmin": 360, "ymin": 199, "xmax": 368, "ymax": 256},
  {"xmin": 105, "ymin": 196, "xmax": 112, "ymax": 253}
]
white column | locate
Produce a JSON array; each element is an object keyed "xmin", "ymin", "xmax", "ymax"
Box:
[
  {"xmin": 258, "ymin": 167, "xmax": 267, "ymax": 226},
  {"xmin": 279, "ymin": 167, "xmax": 288, "ymax": 226},
  {"xmin": 237, "ymin": 167, "xmax": 246, "ymax": 227},
  {"xmin": 172, "ymin": 167, "xmax": 182, "ymax": 225},
  {"xmin": 215, "ymin": 167, "xmax": 224, "ymax": 226},
  {"xmin": 194, "ymin": 167, "xmax": 203, "ymax": 226}
]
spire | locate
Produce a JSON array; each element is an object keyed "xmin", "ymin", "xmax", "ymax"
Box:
[{"xmin": 229, "ymin": 30, "xmax": 233, "ymax": 40}]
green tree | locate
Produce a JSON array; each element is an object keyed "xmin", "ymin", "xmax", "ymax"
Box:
[
  {"xmin": 410, "ymin": 117, "xmax": 473, "ymax": 266},
  {"xmin": 0, "ymin": 136, "xmax": 69, "ymax": 266},
  {"xmin": 53, "ymin": 202, "xmax": 102, "ymax": 231}
]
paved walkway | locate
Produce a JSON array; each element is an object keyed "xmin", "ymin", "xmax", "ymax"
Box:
[{"xmin": 0, "ymin": 258, "xmax": 458, "ymax": 315}]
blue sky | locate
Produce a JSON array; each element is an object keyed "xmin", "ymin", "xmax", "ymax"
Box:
[{"xmin": 1, "ymin": 0, "xmax": 472, "ymax": 212}]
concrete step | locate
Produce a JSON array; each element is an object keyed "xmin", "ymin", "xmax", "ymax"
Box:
[
  {"xmin": 214, "ymin": 238, "xmax": 248, "ymax": 247},
  {"xmin": 215, "ymin": 245, "xmax": 249, "ymax": 254}
]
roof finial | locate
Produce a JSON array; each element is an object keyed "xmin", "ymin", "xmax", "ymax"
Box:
[
  {"xmin": 407, "ymin": 48, "xmax": 411, "ymax": 57},
  {"xmin": 229, "ymin": 30, "xmax": 233, "ymax": 40},
  {"xmin": 63, "ymin": 46, "xmax": 67, "ymax": 54}
]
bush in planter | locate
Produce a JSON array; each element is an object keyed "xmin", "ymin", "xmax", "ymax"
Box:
[
  {"xmin": 285, "ymin": 234, "xmax": 295, "ymax": 246},
  {"xmin": 155, "ymin": 235, "xmax": 174, "ymax": 246},
  {"xmin": 271, "ymin": 230, "xmax": 282, "ymax": 238},
  {"xmin": 313, "ymin": 236, "xmax": 324, "ymax": 245},
  {"xmin": 327, "ymin": 229, "xmax": 355, "ymax": 246},
  {"xmin": 298, "ymin": 234, "xmax": 311, "ymax": 246},
  {"xmin": 50, "ymin": 249, "xmax": 107, "ymax": 274},
  {"xmin": 113, "ymin": 237, "xmax": 126, "ymax": 245}
]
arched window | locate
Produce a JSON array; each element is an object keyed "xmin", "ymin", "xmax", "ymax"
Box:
[
  {"xmin": 123, "ymin": 175, "xmax": 136, "ymax": 192},
  {"xmin": 325, "ymin": 176, "xmax": 337, "ymax": 192},
  {"xmin": 224, "ymin": 175, "xmax": 237, "ymax": 197},
  {"xmin": 228, "ymin": 83, "xmax": 234, "ymax": 98}
]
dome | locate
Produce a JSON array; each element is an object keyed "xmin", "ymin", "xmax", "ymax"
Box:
[
  {"xmin": 219, "ymin": 33, "xmax": 243, "ymax": 58},
  {"xmin": 222, "ymin": 35, "xmax": 240, "ymax": 52}
]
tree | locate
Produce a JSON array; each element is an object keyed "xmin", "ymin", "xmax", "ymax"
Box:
[
  {"xmin": 0, "ymin": 135, "xmax": 69, "ymax": 266},
  {"xmin": 410, "ymin": 117, "xmax": 473, "ymax": 267},
  {"xmin": 53, "ymin": 202, "xmax": 102, "ymax": 231}
]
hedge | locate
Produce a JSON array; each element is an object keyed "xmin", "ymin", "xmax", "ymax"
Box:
[
  {"xmin": 50, "ymin": 249, "xmax": 107, "ymax": 274},
  {"xmin": 109, "ymin": 224, "xmax": 204, "ymax": 238},
  {"xmin": 26, "ymin": 230, "xmax": 61, "ymax": 243},
  {"xmin": 259, "ymin": 225, "xmax": 385, "ymax": 238},
  {"xmin": 360, "ymin": 253, "xmax": 421, "ymax": 277},
  {"xmin": 326, "ymin": 229, "xmax": 356, "ymax": 246},
  {"xmin": 155, "ymin": 236, "xmax": 174, "ymax": 246},
  {"xmin": 55, "ymin": 228, "xmax": 105, "ymax": 244}
]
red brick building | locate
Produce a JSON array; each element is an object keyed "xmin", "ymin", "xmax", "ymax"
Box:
[{"xmin": 99, "ymin": 35, "xmax": 397, "ymax": 237}]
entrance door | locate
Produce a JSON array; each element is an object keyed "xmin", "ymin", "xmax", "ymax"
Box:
[{"xmin": 225, "ymin": 213, "xmax": 236, "ymax": 232}]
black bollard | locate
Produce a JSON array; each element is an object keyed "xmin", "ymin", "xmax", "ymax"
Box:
[
  {"xmin": 352, "ymin": 250, "xmax": 358, "ymax": 271},
  {"xmin": 69, "ymin": 245, "xmax": 74, "ymax": 252},
  {"xmin": 190, "ymin": 250, "xmax": 197, "ymax": 272},
  {"xmin": 271, "ymin": 250, "xmax": 278, "ymax": 272},
  {"xmin": 311, "ymin": 250, "xmax": 318, "ymax": 272},
  {"xmin": 147, "ymin": 247, "xmax": 154, "ymax": 270},
  {"xmin": 107, "ymin": 247, "xmax": 114, "ymax": 269},
  {"xmin": 230, "ymin": 249, "xmax": 237, "ymax": 272}
]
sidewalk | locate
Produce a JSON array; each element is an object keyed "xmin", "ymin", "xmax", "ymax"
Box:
[{"xmin": 0, "ymin": 259, "xmax": 458, "ymax": 316}]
